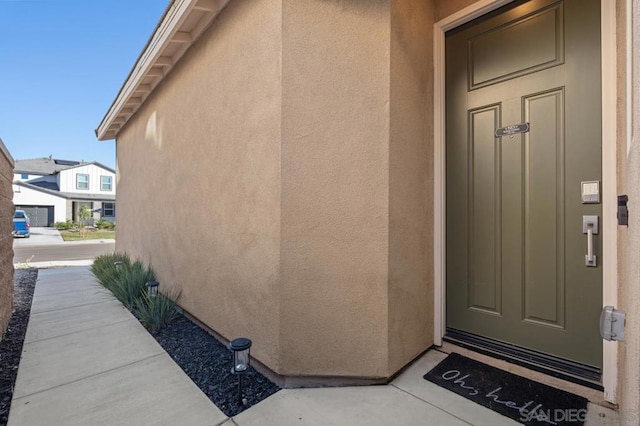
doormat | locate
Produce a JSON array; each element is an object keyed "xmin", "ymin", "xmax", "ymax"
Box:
[{"xmin": 424, "ymin": 353, "xmax": 588, "ymax": 425}]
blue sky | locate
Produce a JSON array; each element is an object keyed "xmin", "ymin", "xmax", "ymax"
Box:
[{"xmin": 0, "ymin": 0, "xmax": 169, "ymax": 169}]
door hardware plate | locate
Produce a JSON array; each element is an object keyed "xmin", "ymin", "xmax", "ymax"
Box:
[{"xmin": 581, "ymin": 181, "xmax": 600, "ymax": 204}]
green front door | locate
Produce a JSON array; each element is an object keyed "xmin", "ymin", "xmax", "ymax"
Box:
[{"xmin": 446, "ymin": 0, "xmax": 603, "ymax": 370}]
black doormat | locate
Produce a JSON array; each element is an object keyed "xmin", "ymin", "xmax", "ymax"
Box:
[{"xmin": 424, "ymin": 353, "xmax": 589, "ymax": 425}]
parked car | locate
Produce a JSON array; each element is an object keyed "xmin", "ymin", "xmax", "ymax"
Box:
[{"xmin": 12, "ymin": 209, "xmax": 30, "ymax": 238}]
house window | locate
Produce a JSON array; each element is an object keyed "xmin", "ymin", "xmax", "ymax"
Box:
[
  {"xmin": 21, "ymin": 173, "xmax": 28, "ymax": 179},
  {"xmin": 76, "ymin": 174, "xmax": 89, "ymax": 190},
  {"xmin": 100, "ymin": 175, "xmax": 112, "ymax": 191},
  {"xmin": 103, "ymin": 203, "xmax": 115, "ymax": 217}
]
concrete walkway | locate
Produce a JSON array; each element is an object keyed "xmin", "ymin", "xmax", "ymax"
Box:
[
  {"xmin": 9, "ymin": 267, "xmax": 620, "ymax": 425},
  {"xmin": 8, "ymin": 267, "xmax": 226, "ymax": 426}
]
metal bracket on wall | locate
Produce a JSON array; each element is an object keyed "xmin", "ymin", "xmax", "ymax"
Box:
[
  {"xmin": 617, "ymin": 195, "xmax": 629, "ymax": 226},
  {"xmin": 600, "ymin": 306, "xmax": 626, "ymax": 341}
]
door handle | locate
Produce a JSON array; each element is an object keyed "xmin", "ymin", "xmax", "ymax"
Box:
[
  {"xmin": 583, "ymin": 215, "xmax": 599, "ymax": 267},
  {"xmin": 586, "ymin": 227, "xmax": 595, "ymax": 266}
]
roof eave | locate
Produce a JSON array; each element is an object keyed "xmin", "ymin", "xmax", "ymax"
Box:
[{"xmin": 96, "ymin": 0, "xmax": 230, "ymax": 141}]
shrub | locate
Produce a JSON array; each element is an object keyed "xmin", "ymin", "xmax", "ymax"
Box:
[
  {"xmin": 53, "ymin": 220, "xmax": 75, "ymax": 230},
  {"xmin": 135, "ymin": 289, "xmax": 181, "ymax": 331},
  {"xmin": 95, "ymin": 219, "xmax": 115, "ymax": 230}
]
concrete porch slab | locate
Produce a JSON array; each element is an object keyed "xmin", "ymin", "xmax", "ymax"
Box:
[
  {"xmin": 232, "ymin": 386, "xmax": 469, "ymax": 426},
  {"xmin": 392, "ymin": 350, "xmax": 518, "ymax": 425},
  {"xmin": 392, "ymin": 349, "xmax": 620, "ymax": 426}
]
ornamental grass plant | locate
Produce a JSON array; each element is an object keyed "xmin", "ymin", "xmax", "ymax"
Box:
[
  {"xmin": 135, "ymin": 289, "xmax": 181, "ymax": 332},
  {"xmin": 91, "ymin": 253, "xmax": 179, "ymax": 330},
  {"xmin": 114, "ymin": 260, "xmax": 156, "ymax": 310},
  {"xmin": 91, "ymin": 253, "xmax": 131, "ymax": 287}
]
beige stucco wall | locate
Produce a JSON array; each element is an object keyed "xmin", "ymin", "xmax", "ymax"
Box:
[
  {"xmin": 0, "ymin": 139, "xmax": 15, "ymax": 338},
  {"xmin": 436, "ymin": 0, "xmax": 476, "ymax": 21},
  {"xmin": 617, "ymin": 0, "xmax": 640, "ymax": 422},
  {"xmin": 116, "ymin": 0, "xmax": 283, "ymax": 368},
  {"xmin": 279, "ymin": 0, "xmax": 391, "ymax": 378},
  {"xmin": 116, "ymin": 0, "xmax": 437, "ymax": 380},
  {"xmin": 388, "ymin": 0, "xmax": 434, "ymax": 374}
]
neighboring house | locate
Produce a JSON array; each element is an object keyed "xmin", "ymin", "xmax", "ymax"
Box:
[
  {"xmin": 96, "ymin": 0, "xmax": 640, "ymax": 420},
  {"xmin": 13, "ymin": 157, "xmax": 116, "ymax": 226}
]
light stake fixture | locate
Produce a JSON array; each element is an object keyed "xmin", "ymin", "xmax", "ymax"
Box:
[
  {"xmin": 114, "ymin": 261, "xmax": 123, "ymax": 270},
  {"xmin": 145, "ymin": 280, "xmax": 159, "ymax": 298},
  {"xmin": 229, "ymin": 337, "xmax": 252, "ymax": 405}
]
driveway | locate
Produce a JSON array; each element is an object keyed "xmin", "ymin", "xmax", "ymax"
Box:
[
  {"xmin": 12, "ymin": 227, "xmax": 64, "ymax": 247},
  {"xmin": 13, "ymin": 227, "xmax": 115, "ymax": 267}
]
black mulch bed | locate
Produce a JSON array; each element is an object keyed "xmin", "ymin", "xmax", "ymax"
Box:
[
  {"xmin": 150, "ymin": 315, "xmax": 280, "ymax": 417},
  {"xmin": 0, "ymin": 269, "xmax": 37, "ymax": 426}
]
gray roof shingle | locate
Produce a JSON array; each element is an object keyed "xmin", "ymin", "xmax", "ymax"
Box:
[
  {"xmin": 14, "ymin": 158, "xmax": 115, "ymax": 175},
  {"xmin": 28, "ymin": 181, "xmax": 60, "ymax": 191},
  {"xmin": 14, "ymin": 158, "xmax": 80, "ymax": 175}
]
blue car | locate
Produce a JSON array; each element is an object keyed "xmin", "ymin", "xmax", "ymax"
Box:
[{"xmin": 12, "ymin": 209, "xmax": 30, "ymax": 238}]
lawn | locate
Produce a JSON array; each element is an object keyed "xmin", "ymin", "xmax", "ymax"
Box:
[{"xmin": 60, "ymin": 229, "xmax": 116, "ymax": 241}]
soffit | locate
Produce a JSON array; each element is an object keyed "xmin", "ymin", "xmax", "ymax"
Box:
[{"xmin": 96, "ymin": 0, "xmax": 230, "ymax": 140}]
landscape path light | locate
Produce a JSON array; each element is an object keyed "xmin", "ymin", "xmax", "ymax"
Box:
[
  {"xmin": 229, "ymin": 337, "xmax": 252, "ymax": 405},
  {"xmin": 145, "ymin": 280, "xmax": 159, "ymax": 298},
  {"xmin": 114, "ymin": 261, "xmax": 123, "ymax": 271}
]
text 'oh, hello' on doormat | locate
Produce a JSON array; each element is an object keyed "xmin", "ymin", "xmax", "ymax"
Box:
[{"xmin": 424, "ymin": 353, "xmax": 589, "ymax": 426}]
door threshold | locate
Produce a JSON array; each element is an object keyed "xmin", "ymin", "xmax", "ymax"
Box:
[
  {"xmin": 444, "ymin": 328, "xmax": 603, "ymax": 391},
  {"xmin": 437, "ymin": 341, "xmax": 614, "ymax": 408},
  {"xmin": 435, "ymin": 343, "xmax": 617, "ymax": 411}
]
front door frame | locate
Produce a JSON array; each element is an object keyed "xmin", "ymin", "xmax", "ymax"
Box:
[{"xmin": 433, "ymin": 0, "xmax": 619, "ymax": 403}]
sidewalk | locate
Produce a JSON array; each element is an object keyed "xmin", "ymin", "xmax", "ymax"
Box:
[
  {"xmin": 9, "ymin": 267, "xmax": 620, "ymax": 425},
  {"xmin": 8, "ymin": 267, "xmax": 225, "ymax": 426}
]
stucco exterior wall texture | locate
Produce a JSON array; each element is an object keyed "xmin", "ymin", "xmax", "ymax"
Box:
[
  {"xmin": 436, "ymin": 0, "xmax": 476, "ymax": 21},
  {"xmin": 388, "ymin": 0, "xmax": 434, "ymax": 374},
  {"xmin": 280, "ymin": 0, "xmax": 392, "ymax": 378},
  {"xmin": 117, "ymin": 0, "xmax": 436, "ymax": 381},
  {"xmin": 0, "ymin": 140, "xmax": 15, "ymax": 338},
  {"xmin": 116, "ymin": 0, "xmax": 283, "ymax": 368}
]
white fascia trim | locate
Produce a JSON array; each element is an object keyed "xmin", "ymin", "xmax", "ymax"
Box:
[{"xmin": 96, "ymin": 0, "xmax": 229, "ymax": 141}]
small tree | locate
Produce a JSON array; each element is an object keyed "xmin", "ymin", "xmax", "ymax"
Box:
[{"xmin": 78, "ymin": 205, "xmax": 91, "ymax": 239}]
